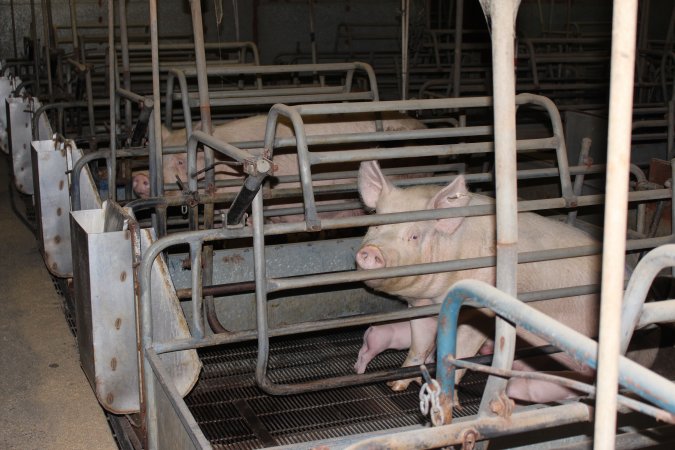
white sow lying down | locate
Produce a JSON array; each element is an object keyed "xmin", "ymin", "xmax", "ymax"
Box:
[
  {"xmin": 133, "ymin": 113, "xmax": 426, "ymax": 203},
  {"xmin": 354, "ymin": 160, "xmax": 656, "ymax": 403}
]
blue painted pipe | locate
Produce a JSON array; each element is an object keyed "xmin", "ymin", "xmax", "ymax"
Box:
[{"xmin": 437, "ymin": 279, "xmax": 675, "ymax": 418}]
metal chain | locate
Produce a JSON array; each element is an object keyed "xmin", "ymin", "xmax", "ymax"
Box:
[{"xmin": 419, "ymin": 378, "xmax": 444, "ymax": 426}]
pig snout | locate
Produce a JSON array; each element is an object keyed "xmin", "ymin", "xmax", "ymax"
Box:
[
  {"xmin": 356, "ymin": 245, "xmax": 385, "ymax": 270},
  {"xmin": 132, "ymin": 172, "xmax": 151, "ymax": 198}
]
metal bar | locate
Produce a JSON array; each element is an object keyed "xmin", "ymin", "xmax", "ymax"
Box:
[
  {"xmin": 164, "ymin": 69, "xmax": 193, "ymax": 134},
  {"xmin": 620, "ymin": 245, "xmax": 675, "ymax": 352},
  {"xmin": 264, "ymin": 104, "xmax": 320, "ymax": 229},
  {"xmin": 345, "ymin": 403, "xmax": 591, "ymax": 450},
  {"xmin": 118, "ymin": 0, "xmax": 133, "ymax": 133},
  {"xmin": 41, "ymin": 0, "xmax": 53, "ymax": 100},
  {"xmin": 189, "ymin": 241, "xmax": 204, "ymax": 339},
  {"xmin": 69, "ymin": 0, "xmax": 79, "ymax": 59},
  {"xmin": 452, "ymin": 0, "xmax": 464, "ymax": 98},
  {"xmin": 448, "ymin": 357, "xmax": 675, "ymax": 423},
  {"xmin": 155, "ymin": 285, "xmax": 600, "ymax": 355},
  {"xmin": 401, "ymin": 0, "xmax": 410, "ymax": 100},
  {"xmin": 476, "ymin": 0, "xmax": 521, "ymax": 427},
  {"xmin": 595, "ymin": 1, "xmax": 639, "ymax": 447},
  {"xmin": 107, "ymin": 0, "xmax": 116, "ymax": 201},
  {"xmin": 149, "ymin": 0, "xmax": 163, "ymax": 200},
  {"xmin": 436, "ymin": 280, "xmax": 675, "ymax": 417}
]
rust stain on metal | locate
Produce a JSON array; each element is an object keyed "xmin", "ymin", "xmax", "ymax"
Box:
[
  {"xmin": 106, "ymin": 392, "xmax": 114, "ymax": 405},
  {"xmin": 120, "ymin": 271, "xmax": 127, "ymax": 282},
  {"xmin": 499, "ymin": 336, "xmax": 505, "ymax": 351},
  {"xmin": 114, "ymin": 318, "xmax": 122, "ymax": 330},
  {"xmin": 460, "ymin": 428, "xmax": 478, "ymax": 450},
  {"xmin": 54, "ymin": 235, "xmax": 61, "ymax": 244},
  {"xmin": 58, "ymin": 180, "xmax": 64, "ymax": 190},
  {"xmin": 56, "ymin": 207, "xmax": 62, "ymax": 216},
  {"xmin": 110, "ymin": 357, "xmax": 117, "ymax": 371},
  {"xmin": 222, "ymin": 254, "xmax": 245, "ymax": 265}
]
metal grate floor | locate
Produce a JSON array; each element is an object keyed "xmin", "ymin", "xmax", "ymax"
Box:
[{"xmin": 186, "ymin": 328, "xmax": 487, "ymax": 449}]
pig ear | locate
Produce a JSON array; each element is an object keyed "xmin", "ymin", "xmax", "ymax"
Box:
[
  {"xmin": 358, "ymin": 160, "xmax": 393, "ymax": 209},
  {"xmin": 429, "ymin": 175, "xmax": 470, "ymax": 234}
]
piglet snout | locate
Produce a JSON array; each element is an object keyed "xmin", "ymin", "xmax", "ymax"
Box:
[{"xmin": 356, "ymin": 245, "xmax": 385, "ymax": 270}]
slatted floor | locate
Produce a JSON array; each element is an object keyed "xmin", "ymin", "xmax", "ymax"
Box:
[{"xmin": 185, "ymin": 329, "xmax": 487, "ymax": 449}]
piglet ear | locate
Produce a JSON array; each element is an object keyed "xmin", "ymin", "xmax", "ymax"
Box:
[
  {"xmin": 358, "ymin": 160, "xmax": 393, "ymax": 209},
  {"xmin": 429, "ymin": 175, "xmax": 470, "ymax": 234}
]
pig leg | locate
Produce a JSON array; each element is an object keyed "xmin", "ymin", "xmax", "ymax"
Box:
[
  {"xmin": 354, "ymin": 327, "xmax": 378, "ymax": 374},
  {"xmin": 388, "ymin": 315, "xmax": 437, "ymax": 391},
  {"xmin": 506, "ymin": 367, "xmax": 595, "ymax": 403}
]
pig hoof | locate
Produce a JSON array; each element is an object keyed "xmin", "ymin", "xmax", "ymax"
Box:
[{"xmin": 387, "ymin": 379, "xmax": 413, "ymax": 391}]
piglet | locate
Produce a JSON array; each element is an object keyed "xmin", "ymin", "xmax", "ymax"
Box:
[{"xmin": 354, "ymin": 318, "xmax": 436, "ymax": 374}]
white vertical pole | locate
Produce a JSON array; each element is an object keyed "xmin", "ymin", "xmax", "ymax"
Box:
[{"xmin": 594, "ymin": 0, "xmax": 639, "ymax": 448}]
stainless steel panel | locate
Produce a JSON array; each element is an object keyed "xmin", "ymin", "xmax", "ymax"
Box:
[
  {"xmin": 71, "ymin": 203, "xmax": 200, "ymax": 414},
  {"xmin": 7, "ymin": 96, "xmax": 51, "ymax": 194},
  {"xmin": 32, "ymin": 139, "xmax": 101, "ymax": 277}
]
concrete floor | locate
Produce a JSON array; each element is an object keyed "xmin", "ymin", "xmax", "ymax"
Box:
[{"xmin": 0, "ymin": 155, "xmax": 118, "ymax": 449}]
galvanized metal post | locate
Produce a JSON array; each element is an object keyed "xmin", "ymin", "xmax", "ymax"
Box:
[
  {"xmin": 40, "ymin": 0, "xmax": 54, "ymax": 101},
  {"xmin": 452, "ymin": 0, "xmax": 464, "ymax": 98},
  {"xmin": 118, "ymin": 0, "xmax": 132, "ymax": 133},
  {"xmin": 69, "ymin": 0, "xmax": 79, "ymax": 60},
  {"xmin": 595, "ymin": 0, "xmax": 639, "ymax": 448},
  {"xmin": 189, "ymin": 0, "xmax": 218, "ymax": 337},
  {"xmin": 474, "ymin": 1, "xmax": 521, "ymax": 427},
  {"xmin": 30, "ymin": 0, "xmax": 40, "ymax": 94},
  {"xmin": 149, "ymin": 0, "xmax": 163, "ymax": 200},
  {"xmin": 107, "ymin": 0, "xmax": 117, "ymax": 201},
  {"xmin": 400, "ymin": 0, "xmax": 410, "ymax": 100}
]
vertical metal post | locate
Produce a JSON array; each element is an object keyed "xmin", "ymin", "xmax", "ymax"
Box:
[
  {"xmin": 308, "ymin": 0, "xmax": 318, "ymax": 66},
  {"xmin": 188, "ymin": 0, "xmax": 217, "ymax": 338},
  {"xmin": 69, "ymin": 0, "xmax": 79, "ymax": 60},
  {"xmin": 107, "ymin": 0, "xmax": 117, "ymax": 201},
  {"xmin": 595, "ymin": 1, "xmax": 638, "ymax": 448},
  {"xmin": 118, "ymin": 0, "xmax": 132, "ymax": 133},
  {"xmin": 636, "ymin": 0, "xmax": 650, "ymax": 103},
  {"xmin": 452, "ymin": 0, "xmax": 464, "ymax": 98},
  {"xmin": 189, "ymin": 0, "xmax": 214, "ymax": 225},
  {"xmin": 476, "ymin": 0, "xmax": 521, "ymax": 425},
  {"xmin": 400, "ymin": 0, "xmax": 410, "ymax": 100},
  {"xmin": 41, "ymin": 0, "xmax": 54, "ymax": 101},
  {"xmin": 30, "ymin": 0, "xmax": 40, "ymax": 94},
  {"xmin": 149, "ymin": 0, "xmax": 163, "ymax": 198},
  {"xmin": 10, "ymin": 0, "xmax": 18, "ymax": 59}
]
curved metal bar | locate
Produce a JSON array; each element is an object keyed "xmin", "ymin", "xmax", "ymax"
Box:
[
  {"xmin": 447, "ymin": 356, "xmax": 675, "ymax": 423},
  {"xmin": 164, "ymin": 69, "xmax": 193, "ymax": 134},
  {"xmin": 264, "ymin": 104, "xmax": 321, "ymax": 229},
  {"xmin": 31, "ymin": 99, "xmax": 109, "ymax": 140},
  {"xmin": 70, "ymin": 148, "xmax": 140, "ymax": 211},
  {"xmin": 620, "ymin": 244, "xmax": 675, "ymax": 353},
  {"xmin": 436, "ymin": 280, "xmax": 675, "ymax": 421}
]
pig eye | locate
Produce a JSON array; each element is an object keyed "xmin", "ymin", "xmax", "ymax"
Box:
[{"xmin": 409, "ymin": 234, "xmax": 418, "ymax": 242}]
